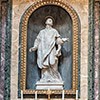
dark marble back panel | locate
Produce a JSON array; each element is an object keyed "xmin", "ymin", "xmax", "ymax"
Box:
[{"xmin": 26, "ymin": 5, "xmax": 73, "ymax": 90}]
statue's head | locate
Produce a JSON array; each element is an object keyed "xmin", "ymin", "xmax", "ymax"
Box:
[{"xmin": 45, "ymin": 18, "xmax": 53, "ymax": 26}]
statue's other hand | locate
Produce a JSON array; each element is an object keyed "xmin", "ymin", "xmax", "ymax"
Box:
[
  {"xmin": 55, "ymin": 50, "xmax": 59, "ymax": 57},
  {"xmin": 29, "ymin": 47, "xmax": 37, "ymax": 52},
  {"xmin": 29, "ymin": 48, "xmax": 32, "ymax": 52},
  {"xmin": 62, "ymin": 38, "xmax": 69, "ymax": 42}
]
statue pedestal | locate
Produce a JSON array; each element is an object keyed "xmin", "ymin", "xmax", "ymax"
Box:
[{"xmin": 36, "ymin": 82, "xmax": 64, "ymax": 90}]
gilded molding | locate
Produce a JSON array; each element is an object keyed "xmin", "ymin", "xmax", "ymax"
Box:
[{"xmin": 20, "ymin": 0, "xmax": 79, "ymax": 95}]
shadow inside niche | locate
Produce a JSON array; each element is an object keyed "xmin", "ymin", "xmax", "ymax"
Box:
[{"xmin": 26, "ymin": 5, "xmax": 73, "ymax": 90}]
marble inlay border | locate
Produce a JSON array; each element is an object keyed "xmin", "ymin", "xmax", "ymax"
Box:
[
  {"xmin": 0, "ymin": 2, "xmax": 7, "ymax": 100},
  {"xmin": 0, "ymin": 2, "xmax": 1, "ymax": 65},
  {"xmin": 3, "ymin": 0, "xmax": 12, "ymax": 100},
  {"xmin": 88, "ymin": 0, "xmax": 100, "ymax": 100},
  {"xmin": 20, "ymin": 0, "xmax": 80, "ymax": 96},
  {"xmin": 88, "ymin": 0, "xmax": 95, "ymax": 100}
]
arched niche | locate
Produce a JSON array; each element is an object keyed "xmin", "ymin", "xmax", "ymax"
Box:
[
  {"xmin": 19, "ymin": 0, "xmax": 80, "ymax": 96},
  {"xmin": 27, "ymin": 5, "xmax": 72, "ymax": 89}
]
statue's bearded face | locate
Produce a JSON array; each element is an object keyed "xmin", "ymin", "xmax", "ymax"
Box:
[{"xmin": 45, "ymin": 18, "xmax": 53, "ymax": 26}]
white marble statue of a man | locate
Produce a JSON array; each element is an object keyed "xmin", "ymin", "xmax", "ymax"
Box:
[{"xmin": 29, "ymin": 17, "xmax": 68, "ymax": 83}]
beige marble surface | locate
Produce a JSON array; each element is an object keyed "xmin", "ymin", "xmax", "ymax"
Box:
[{"xmin": 11, "ymin": 0, "xmax": 88, "ymax": 100}]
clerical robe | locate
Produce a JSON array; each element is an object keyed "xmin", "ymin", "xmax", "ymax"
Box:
[{"xmin": 34, "ymin": 27, "xmax": 61, "ymax": 69}]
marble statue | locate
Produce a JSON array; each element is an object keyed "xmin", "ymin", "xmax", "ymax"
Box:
[{"xmin": 29, "ymin": 17, "xmax": 68, "ymax": 83}]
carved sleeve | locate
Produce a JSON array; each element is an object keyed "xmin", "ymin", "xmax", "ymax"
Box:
[{"xmin": 34, "ymin": 31, "xmax": 41, "ymax": 48}]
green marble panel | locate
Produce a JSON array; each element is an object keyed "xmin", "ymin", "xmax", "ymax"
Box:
[
  {"xmin": 4, "ymin": 0, "xmax": 12, "ymax": 100},
  {"xmin": 88, "ymin": 0, "xmax": 95, "ymax": 100}
]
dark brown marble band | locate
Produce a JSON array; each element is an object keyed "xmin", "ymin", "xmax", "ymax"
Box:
[{"xmin": 0, "ymin": 1, "xmax": 7, "ymax": 100}]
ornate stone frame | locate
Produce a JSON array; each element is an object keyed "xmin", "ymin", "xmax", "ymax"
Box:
[{"xmin": 20, "ymin": 0, "xmax": 79, "ymax": 95}]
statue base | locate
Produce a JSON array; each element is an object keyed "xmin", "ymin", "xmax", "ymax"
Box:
[{"xmin": 36, "ymin": 81, "xmax": 64, "ymax": 90}]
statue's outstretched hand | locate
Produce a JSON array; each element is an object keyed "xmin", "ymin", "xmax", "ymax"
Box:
[
  {"xmin": 29, "ymin": 47, "xmax": 37, "ymax": 52},
  {"xmin": 62, "ymin": 38, "xmax": 69, "ymax": 42}
]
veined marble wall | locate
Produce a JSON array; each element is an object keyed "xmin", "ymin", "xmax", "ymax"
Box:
[
  {"xmin": 94, "ymin": 1, "xmax": 100, "ymax": 100},
  {"xmin": 11, "ymin": 0, "xmax": 88, "ymax": 100},
  {"xmin": 0, "ymin": 0, "xmax": 12, "ymax": 100},
  {"xmin": 0, "ymin": 2, "xmax": 7, "ymax": 100}
]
